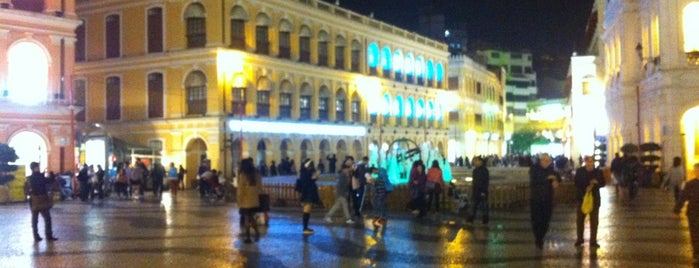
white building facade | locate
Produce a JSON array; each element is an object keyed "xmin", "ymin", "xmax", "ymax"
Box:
[{"xmin": 596, "ymin": 0, "xmax": 699, "ymax": 169}]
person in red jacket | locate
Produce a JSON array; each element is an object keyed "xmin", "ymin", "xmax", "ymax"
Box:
[{"xmin": 426, "ymin": 160, "xmax": 444, "ymax": 213}]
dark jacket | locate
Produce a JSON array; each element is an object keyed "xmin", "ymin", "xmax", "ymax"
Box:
[
  {"xmin": 529, "ymin": 164, "xmax": 561, "ymax": 202},
  {"xmin": 574, "ymin": 166, "xmax": 605, "ymax": 207},
  {"xmin": 298, "ymin": 169, "xmax": 320, "ymax": 204},
  {"xmin": 675, "ymin": 179, "xmax": 699, "ymax": 218},
  {"xmin": 27, "ymin": 172, "xmax": 49, "ymax": 196},
  {"xmin": 472, "ymin": 165, "xmax": 489, "ymax": 196}
]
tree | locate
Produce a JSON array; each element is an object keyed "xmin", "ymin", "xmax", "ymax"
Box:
[
  {"xmin": 0, "ymin": 143, "xmax": 18, "ymax": 185},
  {"xmin": 511, "ymin": 131, "xmax": 537, "ymax": 154}
]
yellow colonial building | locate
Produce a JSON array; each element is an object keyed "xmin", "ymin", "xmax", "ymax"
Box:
[
  {"xmin": 448, "ymin": 55, "xmax": 507, "ymax": 160},
  {"xmin": 74, "ymin": 0, "xmax": 451, "ymax": 186}
]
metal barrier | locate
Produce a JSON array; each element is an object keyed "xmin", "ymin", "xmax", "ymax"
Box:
[{"xmin": 260, "ymin": 181, "xmax": 575, "ymax": 211}]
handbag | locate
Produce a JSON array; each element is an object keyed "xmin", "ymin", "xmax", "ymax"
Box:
[
  {"xmin": 30, "ymin": 195, "xmax": 53, "ymax": 212},
  {"xmin": 581, "ymin": 191, "xmax": 593, "ymax": 214},
  {"xmin": 258, "ymin": 194, "xmax": 270, "ymax": 212}
]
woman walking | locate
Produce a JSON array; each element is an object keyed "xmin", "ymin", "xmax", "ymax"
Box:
[
  {"xmin": 236, "ymin": 158, "xmax": 262, "ymax": 243},
  {"xmin": 297, "ymin": 159, "xmax": 321, "ymax": 235}
]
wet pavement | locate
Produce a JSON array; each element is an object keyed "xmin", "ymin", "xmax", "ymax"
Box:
[{"xmin": 0, "ymin": 187, "xmax": 694, "ymax": 268}]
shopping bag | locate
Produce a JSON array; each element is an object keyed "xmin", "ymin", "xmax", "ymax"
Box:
[{"xmin": 581, "ymin": 191, "xmax": 593, "ymax": 214}]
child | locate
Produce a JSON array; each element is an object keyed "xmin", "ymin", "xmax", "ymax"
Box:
[
  {"xmin": 674, "ymin": 163, "xmax": 699, "ymax": 264},
  {"xmin": 369, "ymin": 167, "xmax": 391, "ymax": 227}
]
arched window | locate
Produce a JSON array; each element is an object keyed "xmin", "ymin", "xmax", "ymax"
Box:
[
  {"xmin": 393, "ymin": 50, "xmax": 403, "ymax": 81},
  {"xmin": 351, "ymin": 40, "xmax": 362, "ymax": 72},
  {"xmin": 436, "ymin": 62, "xmax": 444, "ymax": 88},
  {"xmin": 299, "ymin": 83, "xmax": 313, "ymax": 120},
  {"xmin": 394, "ymin": 95, "xmax": 403, "ymax": 119},
  {"xmin": 185, "ymin": 3, "xmax": 206, "ymax": 48},
  {"xmin": 406, "ymin": 97, "xmax": 415, "ymax": 125},
  {"xmin": 381, "ymin": 46, "xmax": 392, "ymax": 78},
  {"xmin": 318, "ymin": 86, "xmax": 330, "ymax": 121},
  {"xmin": 279, "ymin": 80, "xmax": 293, "ymax": 119},
  {"xmin": 106, "ymin": 76, "xmax": 121, "ymax": 120},
  {"xmin": 335, "ymin": 36, "xmax": 346, "ymax": 70},
  {"xmin": 230, "ymin": 5, "xmax": 248, "ymax": 50},
  {"xmin": 7, "ymin": 41, "xmax": 49, "ymax": 105},
  {"xmin": 256, "ymin": 13, "xmax": 271, "ymax": 55},
  {"xmin": 75, "ymin": 20, "xmax": 86, "ymax": 61},
  {"xmin": 416, "ymin": 99, "xmax": 425, "ymax": 127},
  {"xmin": 105, "ymin": 14, "xmax": 120, "ymax": 58},
  {"xmin": 147, "ymin": 7, "xmax": 163, "ymax": 53},
  {"xmin": 427, "ymin": 101, "xmax": 435, "ymax": 125},
  {"xmin": 74, "ymin": 79, "xmax": 86, "ymax": 121},
  {"xmin": 278, "ymin": 19, "xmax": 293, "ymax": 59},
  {"xmin": 367, "ymin": 42, "xmax": 380, "ymax": 75},
  {"xmin": 335, "ymin": 88, "xmax": 347, "ymax": 122},
  {"xmin": 148, "ymin": 72, "xmax": 164, "ymax": 118},
  {"xmin": 415, "ymin": 56, "xmax": 425, "ymax": 85},
  {"xmin": 405, "ymin": 53, "xmax": 415, "ymax": 83},
  {"xmin": 185, "ymin": 71, "xmax": 207, "ymax": 115},
  {"xmin": 317, "ymin": 30, "xmax": 330, "ymax": 67},
  {"xmin": 299, "ymin": 25, "xmax": 312, "ymax": 63},
  {"xmin": 426, "ymin": 60, "xmax": 435, "ymax": 86},
  {"xmin": 351, "ymin": 92, "xmax": 361, "ymax": 122},
  {"xmin": 256, "ymin": 78, "xmax": 271, "ymax": 117}
]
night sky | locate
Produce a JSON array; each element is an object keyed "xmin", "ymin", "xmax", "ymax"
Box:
[{"xmin": 337, "ymin": 0, "xmax": 594, "ymax": 90}]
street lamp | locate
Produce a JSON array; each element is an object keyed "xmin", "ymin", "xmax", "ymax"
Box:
[{"xmin": 217, "ymin": 50, "xmax": 245, "ymax": 177}]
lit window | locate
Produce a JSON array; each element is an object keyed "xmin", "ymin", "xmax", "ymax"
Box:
[
  {"xmin": 683, "ymin": 3, "xmax": 699, "ymax": 53},
  {"xmin": 7, "ymin": 42, "xmax": 49, "ymax": 105}
]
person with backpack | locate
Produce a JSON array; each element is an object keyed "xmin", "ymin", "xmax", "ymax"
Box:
[
  {"xmin": 368, "ymin": 167, "xmax": 392, "ymax": 227},
  {"xmin": 468, "ymin": 156, "xmax": 489, "ymax": 224},
  {"xmin": 297, "ymin": 159, "xmax": 320, "ymax": 235}
]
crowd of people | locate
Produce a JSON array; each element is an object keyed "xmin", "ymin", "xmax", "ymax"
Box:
[{"xmin": 24, "ymin": 150, "xmax": 699, "ymax": 264}]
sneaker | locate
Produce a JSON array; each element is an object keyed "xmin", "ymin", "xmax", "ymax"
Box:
[
  {"xmin": 303, "ymin": 228, "xmax": 315, "ymax": 235},
  {"xmin": 590, "ymin": 242, "xmax": 600, "ymax": 248},
  {"xmin": 324, "ymin": 217, "xmax": 333, "ymax": 223},
  {"xmin": 345, "ymin": 219, "xmax": 355, "ymax": 224},
  {"xmin": 574, "ymin": 240, "xmax": 583, "ymax": 247}
]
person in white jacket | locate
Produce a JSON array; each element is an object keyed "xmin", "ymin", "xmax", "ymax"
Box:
[{"xmin": 664, "ymin": 156, "xmax": 686, "ymax": 207}]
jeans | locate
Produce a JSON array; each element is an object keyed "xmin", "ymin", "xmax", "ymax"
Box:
[
  {"xmin": 469, "ymin": 193, "xmax": 489, "ymax": 223},
  {"xmin": 352, "ymin": 187, "xmax": 365, "ymax": 216},
  {"xmin": 373, "ymin": 195, "xmax": 387, "ymax": 219},
  {"xmin": 32, "ymin": 208, "xmax": 53, "ymax": 238},
  {"xmin": 530, "ymin": 199, "xmax": 553, "ymax": 245},
  {"xmin": 427, "ymin": 191, "xmax": 441, "ymax": 212},
  {"xmin": 326, "ymin": 196, "xmax": 351, "ymax": 220}
]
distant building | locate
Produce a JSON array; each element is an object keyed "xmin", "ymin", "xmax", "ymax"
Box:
[
  {"xmin": 0, "ymin": 0, "xmax": 81, "ymax": 174},
  {"xmin": 448, "ymin": 55, "xmax": 507, "ymax": 158},
  {"xmin": 476, "ymin": 49, "xmax": 538, "ymax": 131}
]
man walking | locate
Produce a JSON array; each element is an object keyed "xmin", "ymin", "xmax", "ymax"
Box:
[
  {"xmin": 529, "ymin": 153, "xmax": 561, "ymax": 249},
  {"xmin": 27, "ymin": 162, "xmax": 58, "ymax": 242},
  {"xmin": 574, "ymin": 156, "xmax": 605, "ymax": 248}
]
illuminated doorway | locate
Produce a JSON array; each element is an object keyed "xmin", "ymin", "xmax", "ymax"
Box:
[
  {"xmin": 185, "ymin": 138, "xmax": 207, "ymax": 189},
  {"xmin": 8, "ymin": 131, "xmax": 47, "ymax": 176},
  {"xmin": 682, "ymin": 107, "xmax": 699, "ymax": 169}
]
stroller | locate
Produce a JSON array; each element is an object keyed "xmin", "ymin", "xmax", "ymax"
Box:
[
  {"xmin": 447, "ymin": 181, "xmax": 470, "ymax": 216},
  {"xmin": 202, "ymin": 171, "xmax": 225, "ymax": 203}
]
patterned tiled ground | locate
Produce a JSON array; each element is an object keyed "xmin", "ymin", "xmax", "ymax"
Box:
[{"xmin": 0, "ymin": 186, "xmax": 694, "ymax": 267}]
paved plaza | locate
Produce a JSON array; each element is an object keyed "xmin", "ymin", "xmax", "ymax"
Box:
[{"xmin": 0, "ymin": 186, "xmax": 695, "ymax": 268}]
